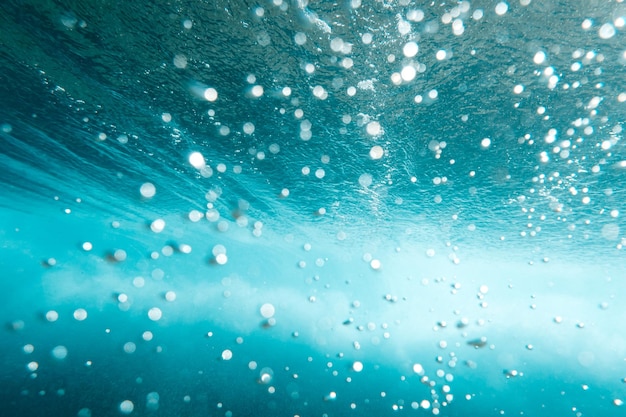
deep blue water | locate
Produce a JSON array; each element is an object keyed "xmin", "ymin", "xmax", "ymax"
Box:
[{"xmin": 1, "ymin": 1, "xmax": 626, "ymax": 416}]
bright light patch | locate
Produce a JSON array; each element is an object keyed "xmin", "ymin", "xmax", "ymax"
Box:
[
  {"xmin": 189, "ymin": 151, "xmax": 206, "ymax": 169},
  {"xmin": 352, "ymin": 361, "xmax": 363, "ymax": 372},
  {"xmin": 481, "ymin": 138, "xmax": 491, "ymax": 148},
  {"xmin": 533, "ymin": 51, "xmax": 546, "ymax": 64},
  {"xmin": 401, "ymin": 65, "xmax": 416, "ymax": 81},
  {"xmin": 222, "ymin": 349, "xmax": 233, "ymax": 360},
  {"xmin": 403, "ymin": 41, "xmax": 418, "ymax": 57}
]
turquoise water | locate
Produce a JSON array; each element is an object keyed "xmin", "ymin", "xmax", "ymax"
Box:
[{"xmin": 1, "ymin": 1, "xmax": 626, "ymax": 416}]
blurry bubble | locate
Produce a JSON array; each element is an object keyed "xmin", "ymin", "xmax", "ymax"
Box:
[
  {"xmin": 369, "ymin": 146, "xmax": 384, "ymax": 160},
  {"xmin": 243, "ymin": 122, "xmax": 255, "ymax": 134},
  {"xmin": 403, "ymin": 42, "xmax": 418, "ymax": 57},
  {"xmin": 23, "ymin": 344, "xmax": 35, "ymax": 354},
  {"xmin": 148, "ymin": 307, "xmax": 162, "ymax": 321},
  {"xmin": 77, "ymin": 408, "xmax": 92, "ymax": 417},
  {"xmin": 601, "ymin": 224, "xmax": 620, "ymax": 240},
  {"xmin": 413, "ymin": 363, "xmax": 424, "ymax": 374},
  {"xmin": 221, "ymin": 349, "xmax": 233, "ymax": 360},
  {"xmin": 401, "ymin": 65, "xmax": 416, "ymax": 82},
  {"xmin": 51, "ymin": 345, "xmax": 68, "ymax": 360},
  {"xmin": 46, "ymin": 310, "xmax": 59, "ymax": 322},
  {"xmin": 215, "ymin": 253, "xmax": 228, "ymax": 265},
  {"xmin": 119, "ymin": 400, "xmax": 134, "ymax": 414},
  {"xmin": 203, "ymin": 88, "xmax": 218, "ymax": 101},
  {"xmin": 27, "ymin": 361, "xmax": 39, "ymax": 371},
  {"xmin": 113, "ymin": 249, "xmax": 127, "ymax": 261},
  {"xmin": 495, "ymin": 2, "xmax": 508, "ymax": 15},
  {"xmin": 366, "ymin": 121, "xmax": 381, "ymax": 136},
  {"xmin": 260, "ymin": 303, "xmax": 275, "ymax": 318},
  {"xmin": 123, "ymin": 342, "xmax": 136, "ymax": 354},
  {"xmin": 173, "ymin": 54, "xmax": 187, "ymax": 69},
  {"xmin": 533, "ymin": 51, "xmax": 546, "ymax": 64},
  {"xmin": 146, "ymin": 392, "xmax": 160, "ymax": 411},
  {"xmin": 165, "ymin": 291, "xmax": 176, "ymax": 302},
  {"xmin": 352, "ymin": 361, "xmax": 363, "ymax": 372},
  {"xmin": 358, "ymin": 173, "xmax": 372, "ymax": 187},
  {"xmin": 73, "ymin": 308, "xmax": 87, "ymax": 321},
  {"xmin": 370, "ymin": 259, "xmax": 382, "ymax": 270},
  {"xmin": 142, "ymin": 331, "xmax": 153, "ymax": 341},
  {"xmin": 599, "ymin": 23, "xmax": 616, "ymax": 39},
  {"xmin": 82, "ymin": 242, "xmax": 93, "ymax": 251},
  {"xmin": 150, "ymin": 219, "xmax": 165, "ymax": 233}
]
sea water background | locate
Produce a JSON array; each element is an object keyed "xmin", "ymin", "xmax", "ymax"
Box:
[{"xmin": 1, "ymin": 0, "xmax": 626, "ymax": 416}]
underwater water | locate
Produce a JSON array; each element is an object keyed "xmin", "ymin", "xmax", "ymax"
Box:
[{"xmin": 1, "ymin": 0, "xmax": 626, "ymax": 416}]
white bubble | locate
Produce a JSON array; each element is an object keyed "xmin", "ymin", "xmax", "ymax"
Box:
[
  {"xmin": 352, "ymin": 361, "xmax": 363, "ymax": 372},
  {"xmin": 148, "ymin": 307, "xmax": 162, "ymax": 321},
  {"xmin": 150, "ymin": 219, "xmax": 165, "ymax": 233},
  {"xmin": 165, "ymin": 291, "xmax": 176, "ymax": 302},
  {"xmin": 401, "ymin": 65, "xmax": 416, "ymax": 82},
  {"xmin": 140, "ymin": 182, "xmax": 156, "ymax": 198},
  {"xmin": 495, "ymin": 2, "xmax": 508, "ymax": 15},
  {"xmin": 215, "ymin": 253, "xmax": 228, "ymax": 265},
  {"xmin": 403, "ymin": 41, "xmax": 418, "ymax": 57},
  {"xmin": 370, "ymin": 259, "xmax": 382, "ymax": 270},
  {"xmin": 119, "ymin": 400, "xmax": 134, "ymax": 414},
  {"xmin": 243, "ymin": 122, "xmax": 255, "ymax": 134},
  {"xmin": 73, "ymin": 308, "xmax": 87, "ymax": 321},
  {"xmin": 366, "ymin": 121, "xmax": 381, "ymax": 136},
  {"xmin": 82, "ymin": 242, "xmax": 93, "ymax": 251},
  {"xmin": 481, "ymin": 138, "xmax": 491, "ymax": 148},
  {"xmin": 599, "ymin": 23, "xmax": 616, "ymax": 39},
  {"xmin": 46, "ymin": 310, "xmax": 59, "ymax": 322},
  {"xmin": 260, "ymin": 303, "xmax": 275, "ymax": 318},
  {"xmin": 369, "ymin": 146, "xmax": 384, "ymax": 160},
  {"xmin": 251, "ymin": 85, "xmax": 264, "ymax": 97},
  {"xmin": 221, "ymin": 349, "xmax": 233, "ymax": 360},
  {"xmin": 202, "ymin": 87, "xmax": 218, "ymax": 102},
  {"xmin": 413, "ymin": 363, "xmax": 424, "ymax": 374},
  {"xmin": 533, "ymin": 51, "xmax": 546, "ymax": 64}
]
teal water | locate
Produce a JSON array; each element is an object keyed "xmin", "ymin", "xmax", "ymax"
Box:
[{"xmin": 1, "ymin": 1, "xmax": 626, "ymax": 416}]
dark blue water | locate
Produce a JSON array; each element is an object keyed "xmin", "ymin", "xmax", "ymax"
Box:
[{"xmin": 2, "ymin": 1, "xmax": 626, "ymax": 416}]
